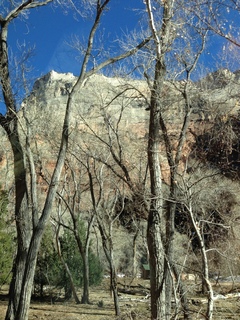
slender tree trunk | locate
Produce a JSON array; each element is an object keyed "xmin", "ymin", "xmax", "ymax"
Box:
[
  {"xmin": 108, "ymin": 255, "xmax": 120, "ymax": 316},
  {"xmin": 147, "ymin": 211, "xmax": 165, "ymax": 319},
  {"xmin": 81, "ymin": 251, "xmax": 90, "ymax": 304},
  {"xmin": 188, "ymin": 202, "xmax": 214, "ymax": 320},
  {"xmin": 97, "ymin": 219, "xmax": 120, "ymax": 316},
  {"xmin": 106, "ymin": 247, "xmax": 120, "ymax": 316},
  {"xmin": 147, "ymin": 59, "xmax": 166, "ymax": 319},
  {"xmin": 145, "ymin": 1, "xmax": 176, "ymax": 318},
  {"xmin": 172, "ymin": 264, "xmax": 192, "ymax": 319},
  {"xmin": 75, "ymin": 216, "xmax": 95, "ymax": 304},
  {"xmin": 164, "ymin": 182, "xmax": 177, "ymax": 319},
  {"xmin": 55, "ymin": 227, "xmax": 81, "ymax": 304},
  {"xmin": 63, "ymin": 261, "xmax": 80, "ymax": 303}
]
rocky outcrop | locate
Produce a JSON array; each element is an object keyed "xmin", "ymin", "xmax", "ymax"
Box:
[{"xmin": 1, "ymin": 69, "xmax": 240, "ymax": 190}]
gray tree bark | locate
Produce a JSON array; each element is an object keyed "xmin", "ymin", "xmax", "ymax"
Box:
[{"xmin": 145, "ymin": 0, "xmax": 175, "ymax": 318}]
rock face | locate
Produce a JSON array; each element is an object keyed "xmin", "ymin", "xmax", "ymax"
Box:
[
  {"xmin": 32, "ymin": 70, "xmax": 76, "ymax": 97},
  {"xmin": 21, "ymin": 71, "xmax": 151, "ymax": 138},
  {"xmin": 23, "ymin": 68, "xmax": 240, "ymax": 124},
  {"xmin": 194, "ymin": 69, "xmax": 240, "ymax": 120},
  {"xmin": 1, "ymin": 69, "xmax": 240, "ymax": 190}
]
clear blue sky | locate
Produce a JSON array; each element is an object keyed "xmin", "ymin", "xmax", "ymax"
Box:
[
  {"xmin": 0, "ymin": 1, "xmax": 239, "ymax": 114},
  {"xmin": 9, "ymin": 1, "xmax": 144, "ymax": 77}
]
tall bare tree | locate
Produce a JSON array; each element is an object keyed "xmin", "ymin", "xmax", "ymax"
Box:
[
  {"xmin": 52, "ymin": 158, "xmax": 95, "ymax": 304},
  {"xmin": 0, "ymin": 1, "xmax": 150, "ymax": 319},
  {"xmin": 0, "ymin": 3, "xmax": 59, "ymax": 319},
  {"xmin": 143, "ymin": 0, "xmax": 208, "ymax": 318}
]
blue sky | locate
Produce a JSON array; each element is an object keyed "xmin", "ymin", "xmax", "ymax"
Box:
[
  {"xmin": 6, "ymin": 1, "xmax": 238, "ymax": 79},
  {"xmin": 0, "ymin": 1, "xmax": 144, "ymax": 113},
  {"xmin": 9, "ymin": 1, "xmax": 144, "ymax": 77},
  {"xmin": 0, "ymin": 1, "xmax": 239, "ymax": 114}
]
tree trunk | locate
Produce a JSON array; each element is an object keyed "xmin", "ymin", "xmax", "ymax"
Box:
[
  {"xmin": 172, "ymin": 263, "xmax": 192, "ymax": 319},
  {"xmin": 164, "ymin": 184, "xmax": 177, "ymax": 319},
  {"xmin": 147, "ymin": 210, "xmax": 166, "ymax": 319},
  {"xmin": 81, "ymin": 251, "xmax": 90, "ymax": 304},
  {"xmin": 97, "ymin": 219, "xmax": 120, "ymax": 316},
  {"xmin": 62, "ymin": 261, "xmax": 80, "ymax": 303},
  {"xmin": 145, "ymin": 0, "xmax": 176, "ymax": 317},
  {"xmin": 4, "ymin": 128, "xmax": 32, "ymax": 320},
  {"xmin": 147, "ymin": 58, "xmax": 166, "ymax": 319},
  {"xmin": 109, "ymin": 259, "xmax": 120, "ymax": 316},
  {"xmin": 74, "ymin": 216, "xmax": 94, "ymax": 305},
  {"xmin": 188, "ymin": 203, "xmax": 214, "ymax": 320},
  {"xmin": 55, "ymin": 225, "xmax": 80, "ymax": 304},
  {"xmin": 14, "ymin": 235, "xmax": 41, "ymax": 319}
]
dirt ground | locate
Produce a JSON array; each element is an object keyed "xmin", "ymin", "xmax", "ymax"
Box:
[
  {"xmin": 0, "ymin": 302, "xmax": 115, "ymax": 320},
  {"xmin": 0, "ymin": 279, "xmax": 150, "ymax": 320},
  {"xmin": 0, "ymin": 279, "xmax": 240, "ymax": 320}
]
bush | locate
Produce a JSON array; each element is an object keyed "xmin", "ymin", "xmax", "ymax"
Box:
[
  {"xmin": 60, "ymin": 226, "xmax": 103, "ymax": 287},
  {"xmin": 34, "ymin": 222, "xmax": 103, "ymax": 297},
  {"xmin": 34, "ymin": 227, "xmax": 62, "ymax": 296}
]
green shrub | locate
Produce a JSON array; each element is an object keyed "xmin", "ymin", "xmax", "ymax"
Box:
[
  {"xmin": 34, "ymin": 227, "xmax": 62, "ymax": 296},
  {"xmin": 60, "ymin": 225, "xmax": 103, "ymax": 287},
  {"xmin": 35, "ymin": 222, "xmax": 103, "ymax": 297}
]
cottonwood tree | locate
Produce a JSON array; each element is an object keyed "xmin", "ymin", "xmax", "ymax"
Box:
[
  {"xmin": 0, "ymin": 1, "xmax": 151, "ymax": 319},
  {"xmin": 65, "ymin": 133, "xmax": 123, "ymax": 315},
  {"xmin": 0, "ymin": 3, "xmax": 60, "ymax": 319},
  {"xmin": 52, "ymin": 194, "xmax": 81, "ymax": 304},
  {"xmin": 86, "ymin": 156, "xmax": 123, "ymax": 316},
  {"xmin": 137, "ymin": 0, "xmax": 210, "ymax": 318},
  {"xmin": 68, "ymin": 123, "xmax": 143, "ymax": 315},
  {"xmin": 70, "ymin": 75, "xmax": 150, "ymax": 276},
  {"xmin": 51, "ymin": 158, "xmax": 95, "ymax": 304}
]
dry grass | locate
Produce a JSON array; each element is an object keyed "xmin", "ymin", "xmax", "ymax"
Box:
[{"xmin": 0, "ymin": 279, "xmax": 240, "ymax": 319}]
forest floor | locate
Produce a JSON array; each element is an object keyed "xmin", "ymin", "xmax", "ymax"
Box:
[{"xmin": 0, "ymin": 278, "xmax": 240, "ymax": 319}]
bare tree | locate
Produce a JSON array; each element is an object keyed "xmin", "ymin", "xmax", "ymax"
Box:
[
  {"xmin": 0, "ymin": 1, "xmax": 151, "ymax": 319},
  {"xmin": 68, "ymin": 131, "xmax": 128, "ymax": 315},
  {"xmin": 141, "ymin": 0, "xmax": 210, "ymax": 318},
  {"xmin": 52, "ymin": 158, "xmax": 95, "ymax": 304},
  {"xmin": 86, "ymin": 157, "xmax": 123, "ymax": 316},
  {"xmin": 144, "ymin": 1, "xmax": 182, "ymax": 318},
  {"xmin": 53, "ymin": 217, "xmax": 81, "ymax": 304},
  {"xmin": 176, "ymin": 163, "xmax": 239, "ymax": 320},
  {"xmin": 64, "ymin": 81, "xmax": 151, "ymax": 313},
  {"xmin": 191, "ymin": 0, "xmax": 240, "ymax": 48}
]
